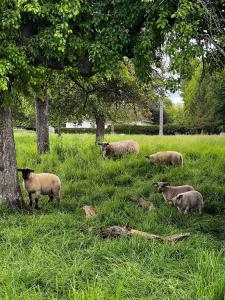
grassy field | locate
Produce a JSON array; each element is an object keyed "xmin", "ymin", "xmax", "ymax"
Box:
[{"xmin": 0, "ymin": 132, "xmax": 225, "ymax": 299}]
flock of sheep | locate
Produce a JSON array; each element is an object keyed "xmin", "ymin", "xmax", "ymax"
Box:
[{"xmin": 17, "ymin": 139, "xmax": 204, "ymax": 214}]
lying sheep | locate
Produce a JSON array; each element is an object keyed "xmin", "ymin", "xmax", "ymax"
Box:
[
  {"xmin": 98, "ymin": 140, "xmax": 140, "ymax": 158},
  {"xmin": 17, "ymin": 168, "xmax": 61, "ymax": 209},
  {"xmin": 146, "ymin": 151, "xmax": 183, "ymax": 167},
  {"xmin": 170, "ymin": 191, "xmax": 204, "ymax": 214},
  {"xmin": 154, "ymin": 182, "xmax": 195, "ymax": 203}
]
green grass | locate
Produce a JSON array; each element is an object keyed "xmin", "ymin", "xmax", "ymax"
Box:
[{"xmin": 0, "ymin": 132, "xmax": 225, "ymax": 299}]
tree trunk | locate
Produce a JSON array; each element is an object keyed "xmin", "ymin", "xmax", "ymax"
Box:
[
  {"xmin": 159, "ymin": 98, "xmax": 164, "ymax": 136},
  {"xmin": 35, "ymin": 94, "xmax": 50, "ymax": 155},
  {"xmin": 58, "ymin": 117, "xmax": 62, "ymax": 137},
  {"xmin": 0, "ymin": 99, "xmax": 25, "ymax": 209},
  {"xmin": 95, "ymin": 115, "xmax": 105, "ymax": 144},
  {"xmin": 111, "ymin": 123, "xmax": 115, "ymax": 135}
]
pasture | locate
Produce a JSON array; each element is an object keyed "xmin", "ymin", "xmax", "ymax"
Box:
[{"xmin": 0, "ymin": 132, "xmax": 225, "ymax": 299}]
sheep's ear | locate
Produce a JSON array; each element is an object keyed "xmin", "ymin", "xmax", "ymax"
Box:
[
  {"xmin": 145, "ymin": 155, "xmax": 150, "ymax": 159},
  {"xmin": 177, "ymin": 194, "xmax": 183, "ymax": 199},
  {"xmin": 98, "ymin": 142, "xmax": 103, "ymax": 145},
  {"xmin": 163, "ymin": 182, "xmax": 169, "ymax": 187},
  {"xmin": 17, "ymin": 168, "xmax": 24, "ymax": 172},
  {"xmin": 28, "ymin": 169, "xmax": 34, "ymax": 173}
]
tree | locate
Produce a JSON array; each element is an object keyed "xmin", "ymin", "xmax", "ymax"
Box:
[
  {"xmin": 48, "ymin": 72, "xmax": 85, "ymax": 136},
  {"xmin": 165, "ymin": 103, "xmax": 186, "ymax": 126},
  {"xmin": 182, "ymin": 62, "xmax": 225, "ymax": 132}
]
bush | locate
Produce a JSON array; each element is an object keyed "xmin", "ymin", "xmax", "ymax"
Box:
[
  {"xmin": 56, "ymin": 124, "xmax": 220, "ymax": 135},
  {"xmin": 109, "ymin": 124, "xmax": 204, "ymax": 135}
]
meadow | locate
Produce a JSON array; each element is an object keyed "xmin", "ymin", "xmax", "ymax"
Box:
[{"xmin": 0, "ymin": 132, "xmax": 225, "ymax": 299}]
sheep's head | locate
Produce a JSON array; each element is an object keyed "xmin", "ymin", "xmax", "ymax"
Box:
[
  {"xmin": 98, "ymin": 142, "xmax": 109, "ymax": 157},
  {"xmin": 153, "ymin": 182, "xmax": 170, "ymax": 193},
  {"xmin": 17, "ymin": 168, "xmax": 34, "ymax": 180},
  {"xmin": 171, "ymin": 193, "xmax": 183, "ymax": 206},
  {"xmin": 145, "ymin": 155, "xmax": 155, "ymax": 162}
]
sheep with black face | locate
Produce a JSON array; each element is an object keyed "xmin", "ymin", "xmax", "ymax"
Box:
[{"xmin": 17, "ymin": 168, "xmax": 61, "ymax": 209}]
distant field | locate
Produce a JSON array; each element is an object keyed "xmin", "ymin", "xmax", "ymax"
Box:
[{"xmin": 0, "ymin": 132, "xmax": 224, "ymax": 299}]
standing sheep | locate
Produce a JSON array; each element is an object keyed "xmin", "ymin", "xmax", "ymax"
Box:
[
  {"xmin": 17, "ymin": 168, "xmax": 61, "ymax": 209},
  {"xmin": 154, "ymin": 182, "xmax": 195, "ymax": 203},
  {"xmin": 98, "ymin": 140, "xmax": 140, "ymax": 158},
  {"xmin": 170, "ymin": 191, "xmax": 204, "ymax": 214},
  {"xmin": 146, "ymin": 151, "xmax": 183, "ymax": 167}
]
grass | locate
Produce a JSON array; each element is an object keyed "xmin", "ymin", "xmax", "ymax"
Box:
[{"xmin": 0, "ymin": 132, "xmax": 225, "ymax": 299}]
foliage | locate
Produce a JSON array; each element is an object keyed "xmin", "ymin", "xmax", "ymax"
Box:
[
  {"xmin": 0, "ymin": 132, "xmax": 223, "ymax": 298},
  {"xmin": 165, "ymin": 103, "xmax": 186, "ymax": 126},
  {"xmin": 12, "ymin": 94, "xmax": 36, "ymax": 128},
  {"xmin": 182, "ymin": 62, "xmax": 225, "ymax": 131},
  {"xmin": 57, "ymin": 124, "xmax": 218, "ymax": 136},
  {"xmin": 108, "ymin": 124, "xmax": 207, "ymax": 135}
]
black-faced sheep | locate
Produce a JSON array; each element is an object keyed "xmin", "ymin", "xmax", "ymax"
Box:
[
  {"xmin": 17, "ymin": 168, "xmax": 61, "ymax": 209},
  {"xmin": 170, "ymin": 190, "xmax": 204, "ymax": 214},
  {"xmin": 146, "ymin": 151, "xmax": 183, "ymax": 167},
  {"xmin": 98, "ymin": 140, "xmax": 140, "ymax": 158},
  {"xmin": 154, "ymin": 182, "xmax": 195, "ymax": 203}
]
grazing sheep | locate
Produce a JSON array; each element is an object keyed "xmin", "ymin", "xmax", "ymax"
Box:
[
  {"xmin": 154, "ymin": 182, "xmax": 195, "ymax": 203},
  {"xmin": 170, "ymin": 191, "xmax": 204, "ymax": 214},
  {"xmin": 98, "ymin": 140, "xmax": 140, "ymax": 158},
  {"xmin": 146, "ymin": 151, "xmax": 183, "ymax": 167},
  {"xmin": 17, "ymin": 168, "xmax": 61, "ymax": 209}
]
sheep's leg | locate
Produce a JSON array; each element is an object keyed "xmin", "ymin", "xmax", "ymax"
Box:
[
  {"xmin": 184, "ymin": 206, "xmax": 189, "ymax": 214},
  {"xmin": 35, "ymin": 191, "xmax": 40, "ymax": 209},
  {"xmin": 35, "ymin": 198, "xmax": 39, "ymax": 209},
  {"xmin": 177, "ymin": 207, "xmax": 182, "ymax": 214},
  {"xmin": 48, "ymin": 195, "xmax": 54, "ymax": 202},
  {"xmin": 54, "ymin": 193, "xmax": 60, "ymax": 205},
  {"xmin": 29, "ymin": 193, "xmax": 33, "ymax": 207}
]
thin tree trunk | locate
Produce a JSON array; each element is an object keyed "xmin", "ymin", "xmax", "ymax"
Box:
[
  {"xmin": 35, "ymin": 92, "xmax": 50, "ymax": 155},
  {"xmin": 111, "ymin": 123, "xmax": 115, "ymax": 135},
  {"xmin": 95, "ymin": 115, "xmax": 105, "ymax": 144},
  {"xmin": 159, "ymin": 98, "xmax": 164, "ymax": 136},
  {"xmin": 0, "ymin": 98, "xmax": 25, "ymax": 209},
  {"xmin": 58, "ymin": 117, "xmax": 62, "ymax": 137}
]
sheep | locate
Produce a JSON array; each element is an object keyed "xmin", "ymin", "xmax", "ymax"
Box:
[
  {"xmin": 146, "ymin": 151, "xmax": 183, "ymax": 167},
  {"xmin": 17, "ymin": 168, "xmax": 61, "ymax": 209},
  {"xmin": 170, "ymin": 190, "xmax": 204, "ymax": 214},
  {"xmin": 98, "ymin": 140, "xmax": 140, "ymax": 158},
  {"xmin": 154, "ymin": 182, "xmax": 195, "ymax": 203}
]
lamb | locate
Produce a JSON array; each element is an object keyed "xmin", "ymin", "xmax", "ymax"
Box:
[
  {"xmin": 98, "ymin": 140, "xmax": 140, "ymax": 158},
  {"xmin": 17, "ymin": 168, "xmax": 61, "ymax": 209},
  {"xmin": 170, "ymin": 191, "xmax": 204, "ymax": 214},
  {"xmin": 154, "ymin": 182, "xmax": 195, "ymax": 203},
  {"xmin": 146, "ymin": 151, "xmax": 183, "ymax": 167}
]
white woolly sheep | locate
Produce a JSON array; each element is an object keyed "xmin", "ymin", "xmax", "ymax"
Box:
[
  {"xmin": 18, "ymin": 168, "xmax": 61, "ymax": 209},
  {"xmin": 170, "ymin": 190, "xmax": 204, "ymax": 214},
  {"xmin": 146, "ymin": 151, "xmax": 183, "ymax": 167},
  {"xmin": 98, "ymin": 140, "xmax": 140, "ymax": 158},
  {"xmin": 154, "ymin": 182, "xmax": 195, "ymax": 203}
]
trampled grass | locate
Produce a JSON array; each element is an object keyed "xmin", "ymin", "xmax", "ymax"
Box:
[{"xmin": 0, "ymin": 132, "xmax": 225, "ymax": 299}]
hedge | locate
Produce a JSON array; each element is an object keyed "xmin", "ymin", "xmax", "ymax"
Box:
[{"xmin": 57, "ymin": 124, "xmax": 219, "ymax": 135}]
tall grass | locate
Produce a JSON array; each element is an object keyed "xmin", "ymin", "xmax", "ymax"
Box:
[{"xmin": 0, "ymin": 132, "xmax": 224, "ymax": 299}]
